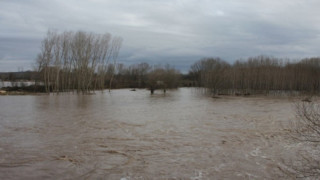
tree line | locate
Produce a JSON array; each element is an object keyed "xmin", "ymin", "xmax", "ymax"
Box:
[
  {"xmin": 4, "ymin": 54, "xmax": 320, "ymax": 95},
  {"xmin": 4, "ymin": 30, "xmax": 320, "ymax": 95},
  {"xmin": 190, "ymin": 56, "xmax": 320, "ymax": 95},
  {"xmin": 33, "ymin": 30, "xmax": 182, "ymax": 94},
  {"xmin": 113, "ymin": 63, "xmax": 181, "ymax": 90}
]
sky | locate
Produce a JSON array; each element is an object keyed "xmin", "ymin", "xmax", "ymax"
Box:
[{"xmin": 1, "ymin": 0, "xmax": 320, "ymax": 72}]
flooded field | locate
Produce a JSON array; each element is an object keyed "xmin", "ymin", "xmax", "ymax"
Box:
[{"xmin": 0, "ymin": 88, "xmax": 307, "ymax": 179}]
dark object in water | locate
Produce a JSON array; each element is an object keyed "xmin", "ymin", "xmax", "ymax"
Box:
[
  {"xmin": 130, "ymin": 89, "xmax": 136, "ymax": 91},
  {"xmin": 302, "ymin": 97, "xmax": 312, "ymax": 102}
]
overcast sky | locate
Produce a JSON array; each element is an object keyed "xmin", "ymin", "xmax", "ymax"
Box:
[{"xmin": 1, "ymin": 0, "xmax": 320, "ymax": 72}]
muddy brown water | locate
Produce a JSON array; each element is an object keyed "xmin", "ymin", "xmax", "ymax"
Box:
[{"xmin": 0, "ymin": 88, "xmax": 305, "ymax": 179}]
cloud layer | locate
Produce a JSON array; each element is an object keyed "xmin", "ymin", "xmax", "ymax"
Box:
[{"xmin": 1, "ymin": 0, "xmax": 320, "ymax": 72}]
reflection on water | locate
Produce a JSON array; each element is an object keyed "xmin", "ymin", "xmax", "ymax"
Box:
[{"xmin": 0, "ymin": 88, "xmax": 299, "ymax": 179}]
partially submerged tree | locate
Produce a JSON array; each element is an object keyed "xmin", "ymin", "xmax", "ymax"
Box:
[
  {"xmin": 36, "ymin": 30, "xmax": 122, "ymax": 93},
  {"xmin": 190, "ymin": 56, "xmax": 320, "ymax": 96},
  {"xmin": 108, "ymin": 37, "xmax": 123, "ymax": 92},
  {"xmin": 147, "ymin": 65, "xmax": 180, "ymax": 94},
  {"xmin": 190, "ymin": 57, "xmax": 230, "ymax": 94}
]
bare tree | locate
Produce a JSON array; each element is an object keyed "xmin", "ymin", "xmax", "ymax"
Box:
[
  {"xmin": 108, "ymin": 37, "xmax": 123, "ymax": 92},
  {"xmin": 147, "ymin": 65, "xmax": 180, "ymax": 94},
  {"xmin": 290, "ymin": 101, "xmax": 320, "ymax": 178},
  {"xmin": 190, "ymin": 56, "xmax": 320, "ymax": 96},
  {"xmin": 35, "ymin": 30, "xmax": 122, "ymax": 93},
  {"xmin": 190, "ymin": 57, "xmax": 230, "ymax": 95}
]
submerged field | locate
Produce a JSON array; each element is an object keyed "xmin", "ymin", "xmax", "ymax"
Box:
[{"xmin": 0, "ymin": 88, "xmax": 311, "ymax": 179}]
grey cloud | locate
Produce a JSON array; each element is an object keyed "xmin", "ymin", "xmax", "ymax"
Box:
[{"xmin": 1, "ymin": 0, "xmax": 320, "ymax": 72}]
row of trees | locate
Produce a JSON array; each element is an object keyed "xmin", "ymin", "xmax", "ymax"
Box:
[
  {"xmin": 190, "ymin": 56, "xmax": 320, "ymax": 95},
  {"xmin": 31, "ymin": 30, "xmax": 320, "ymax": 95},
  {"xmin": 36, "ymin": 30, "xmax": 122, "ymax": 93},
  {"xmin": 109, "ymin": 63, "xmax": 181, "ymax": 93},
  {"xmin": 34, "ymin": 30, "xmax": 182, "ymax": 94}
]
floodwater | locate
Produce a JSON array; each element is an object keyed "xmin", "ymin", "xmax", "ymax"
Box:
[{"xmin": 0, "ymin": 88, "xmax": 304, "ymax": 179}]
